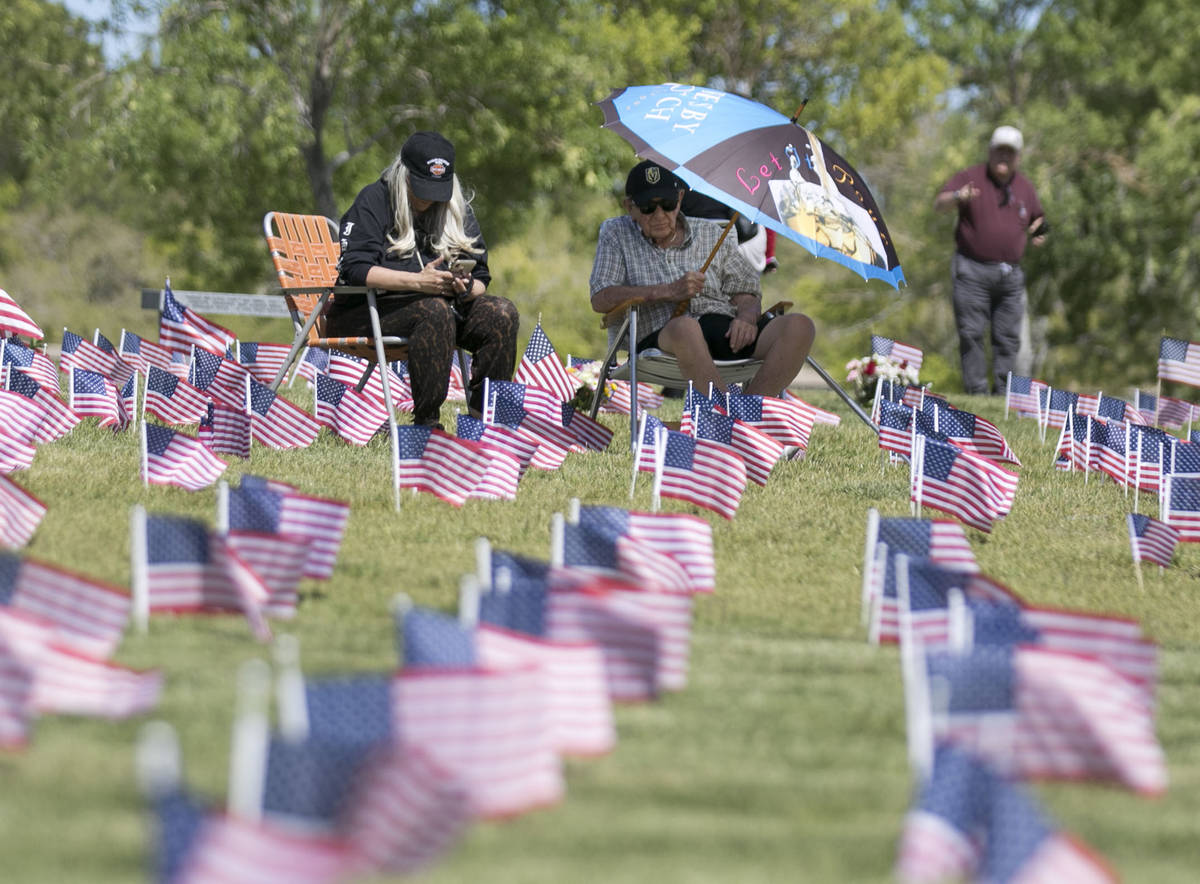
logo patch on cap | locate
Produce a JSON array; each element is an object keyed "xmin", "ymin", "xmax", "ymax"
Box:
[
  {"xmin": 427, "ymin": 157, "xmax": 450, "ymax": 179},
  {"xmin": 645, "ymin": 166, "xmax": 661, "ymax": 184}
]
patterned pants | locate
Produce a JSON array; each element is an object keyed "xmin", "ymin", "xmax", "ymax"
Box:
[{"xmin": 326, "ymin": 294, "xmax": 519, "ymax": 424}]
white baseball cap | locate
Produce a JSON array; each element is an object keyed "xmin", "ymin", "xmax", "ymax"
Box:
[{"xmin": 989, "ymin": 125, "xmax": 1024, "ymax": 152}]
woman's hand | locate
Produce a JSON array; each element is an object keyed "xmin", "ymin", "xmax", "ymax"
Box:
[{"xmin": 415, "ymin": 258, "xmax": 457, "ymax": 297}]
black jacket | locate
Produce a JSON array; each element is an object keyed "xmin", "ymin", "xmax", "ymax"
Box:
[{"xmin": 335, "ymin": 177, "xmax": 491, "ymax": 302}]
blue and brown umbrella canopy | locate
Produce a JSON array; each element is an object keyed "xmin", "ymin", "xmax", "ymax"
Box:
[{"xmin": 598, "ymin": 83, "xmax": 905, "ymax": 289}]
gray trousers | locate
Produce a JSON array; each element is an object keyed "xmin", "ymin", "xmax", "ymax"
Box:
[{"xmin": 951, "ymin": 253, "xmax": 1026, "ymax": 394}]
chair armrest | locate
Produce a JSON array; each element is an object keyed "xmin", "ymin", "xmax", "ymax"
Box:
[
  {"xmin": 764, "ymin": 300, "xmax": 793, "ymax": 316},
  {"xmin": 600, "ymin": 296, "xmax": 648, "ymax": 329},
  {"xmin": 269, "ymin": 284, "xmax": 373, "ymax": 296}
]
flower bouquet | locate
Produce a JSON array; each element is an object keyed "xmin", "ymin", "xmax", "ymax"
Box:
[
  {"xmin": 845, "ymin": 354, "xmax": 921, "ymax": 406},
  {"xmin": 565, "ymin": 359, "xmax": 616, "ymax": 411}
]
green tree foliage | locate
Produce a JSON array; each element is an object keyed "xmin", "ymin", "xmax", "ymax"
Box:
[{"xmin": 0, "ymin": 0, "xmax": 105, "ymax": 202}]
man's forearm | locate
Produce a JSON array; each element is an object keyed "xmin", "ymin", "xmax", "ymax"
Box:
[{"xmin": 591, "ymin": 283, "xmax": 677, "ymax": 314}]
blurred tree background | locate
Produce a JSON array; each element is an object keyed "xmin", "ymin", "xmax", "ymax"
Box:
[{"xmin": 2, "ymin": 0, "xmax": 1198, "ymax": 392}]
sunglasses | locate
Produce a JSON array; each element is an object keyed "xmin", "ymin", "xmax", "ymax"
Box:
[{"xmin": 634, "ymin": 197, "xmax": 679, "ymax": 215}]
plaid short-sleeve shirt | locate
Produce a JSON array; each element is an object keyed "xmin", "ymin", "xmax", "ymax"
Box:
[{"xmin": 590, "ymin": 214, "xmax": 761, "ymax": 346}]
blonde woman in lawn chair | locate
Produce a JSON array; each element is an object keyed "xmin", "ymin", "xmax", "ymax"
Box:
[
  {"xmin": 589, "ymin": 160, "xmax": 814, "ymax": 398},
  {"xmin": 333, "ymin": 131, "xmax": 520, "ymax": 428}
]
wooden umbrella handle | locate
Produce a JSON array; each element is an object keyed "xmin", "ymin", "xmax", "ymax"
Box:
[{"xmin": 671, "ymin": 213, "xmax": 739, "ymax": 318}]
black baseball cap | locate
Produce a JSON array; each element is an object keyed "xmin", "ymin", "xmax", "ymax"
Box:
[
  {"xmin": 625, "ymin": 159, "xmax": 687, "ymax": 202},
  {"xmin": 401, "ymin": 131, "xmax": 456, "ymax": 202}
]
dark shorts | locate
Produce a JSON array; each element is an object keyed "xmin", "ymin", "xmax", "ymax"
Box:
[{"xmin": 637, "ymin": 313, "xmax": 771, "ymax": 360}]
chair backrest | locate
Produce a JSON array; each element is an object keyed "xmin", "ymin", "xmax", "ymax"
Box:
[{"xmin": 263, "ymin": 212, "xmax": 341, "ymax": 341}]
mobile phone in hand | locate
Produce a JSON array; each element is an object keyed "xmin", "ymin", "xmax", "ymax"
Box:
[{"xmin": 449, "ymin": 258, "xmax": 476, "ymax": 275}]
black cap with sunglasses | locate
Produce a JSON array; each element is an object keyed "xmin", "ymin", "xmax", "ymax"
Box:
[{"xmin": 625, "ymin": 160, "xmax": 688, "ymax": 214}]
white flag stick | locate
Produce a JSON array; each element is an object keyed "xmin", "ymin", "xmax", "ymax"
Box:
[
  {"xmin": 861, "ymin": 509, "xmax": 880, "ymax": 628},
  {"xmin": 130, "ymin": 504, "xmax": 149, "ymax": 634},
  {"xmin": 549, "ymin": 512, "xmax": 565, "ymax": 567},
  {"xmin": 867, "ymin": 541, "xmax": 889, "ymax": 646},
  {"xmin": 273, "ymin": 634, "xmax": 308, "ymax": 742},
  {"xmin": 567, "ymin": 497, "xmax": 581, "ymax": 524},
  {"xmin": 136, "ymin": 721, "xmax": 182, "ymax": 799},
  {"xmin": 651, "ymin": 426, "xmax": 667, "ymax": 513},
  {"xmin": 459, "ymin": 574, "xmax": 481, "ymax": 629},
  {"xmin": 139, "ymin": 420, "xmax": 150, "ymax": 487},
  {"xmin": 1004, "ymin": 371, "xmax": 1012, "ymax": 420},
  {"xmin": 227, "ymin": 659, "xmax": 271, "ymax": 821},
  {"xmin": 630, "ymin": 410, "xmax": 649, "ymax": 500},
  {"xmin": 475, "ymin": 537, "xmax": 492, "ymax": 588}
]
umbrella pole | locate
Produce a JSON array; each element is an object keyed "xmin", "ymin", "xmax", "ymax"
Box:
[
  {"xmin": 672, "ymin": 215, "xmax": 739, "ymax": 319},
  {"xmin": 805, "ymin": 355, "xmax": 878, "ymax": 433}
]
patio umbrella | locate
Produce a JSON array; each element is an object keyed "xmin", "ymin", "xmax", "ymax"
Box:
[
  {"xmin": 598, "ymin": 83, "xmax": 905, "ymax": 289},
  {"xmin": 598, "ymin": 83, "xmax": 900, "ymax": 428}
]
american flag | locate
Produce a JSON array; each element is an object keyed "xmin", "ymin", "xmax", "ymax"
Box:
[
  {"xmin": 325, "ymin": 349, "xmax": 373, "ymax": 388},
  {"xmin": 294, "ymin": 347, "xmax": 329, "ymax": 385},
  {"xmin": 561, "ymin": 516, "xmax": 692, "ymax": 592},
  {"xmin": 925, "ymin": 644, "xmax": 1167, "ymax": 795},
  {"xmin": 144, "ymin": 365, "xmax": 210, "ymax": 426},
  {"xmin": 1075, "ymin": 392, "xmax": 1099, "ymax": 418},
  {"xmin": 1128, "ymin": 424, "xmax": 1169, "ymax": 492},
  {"xmin": 1160, "ymin": 473, "xmax": 1200, "ymax": 542},
  {"xmin": 119, "ymin": 374, "xmax": 138, "ymax": 427},
  {"xmin": 781, "ymin": 389, "xmax": 840, "ymax": 427},
  {"xmin": 1157, "ymin": 335, "xmax": 1200, "ymax": 387},
  {"xmin": 863, "ymin": 512, "xmax": 979, "ymax": 637},
  {"xmin": 869, "ymin": 551, "xmax": 1014, "ymax": 646},
  {"xmin": 559, "ymin": 403, "xmax": 613, "ymax": 452},
  {"xmin": 139, "ymin": 513, "xmax": 270, "ymax": 640},
  {"xmin": 399, "ymin": 606, "xmax": 615, "ymax": 757},
  {"xmin": 544, "ymin": 575, "xmax": 695, "ymax": 698},
  {"xmin": 646, "ymin": 423, "xmax": 748, "ymax": 520},
  {"xmin": 158, "ymin": 282, "xmax": 236, "ymax": 358},
  {"xmin": 234, "ymin": 341, "xmax": 291, "ymax": 385},
  {"xmin": 690, "ymin": 408, "xmax": 784, "ymax": 486},
  {"xmin": 894, "ymin": 557, "xmax": 1157, "ymax": 700},
  {"xmin": 6, "ymin": 367, "xmax": 80, "ymax": 442},
  {"xmin": 676, "ymin": 385, "xmax": 721, "ymax": 436},
  {"xmin": 911, "ymin": 437, "xmax": 1018, "ymax": 533},
  {"xmin": 1128, "ymin": 513, "xmax": 1179, "ymax": 568},
  {"xmin": 727, "ymin": 391, "xmax": 817, "ymax": 449},
  {"xmin": 964, "ymin": 597, "xmax": 1159, "ymax": 705},
  {"xmin": 119, "ymin": 329, "xmax": 176, "ymax": 375},
  {"xmin": 485, "ymin": 384, "xmax": 574, "ymax": 468},
  {"xmin": 598, "ymin": 379, "xmax": 664, "ymax": 415},
  {"xmin": 189, "ymin": 348, "xmax": 252, "ymax": 411},
  {"xmin": 0, "ymin": 476, "xmax": 46, "ymax": 549},
  {"xmin": 576, "ymin": 505, "xmax": 715, "ymax": 593},
  {"xmin": 1092, "ymin": 418, "xmax": 1130, "ymax": 484},
  {"xmin": 486, "ymin": 379, "xmax": 571, "ymax": 430},
  {"xmin": 0, "ymin": 421, "xmax": 36, "ymax": 473},
  {"xmin": 222, "ymin": 526, "xmax": 305, "ymax": 619},
  {"xmin": 1039, "ymin": 387, "xmax": 1078, "ymax": 430},
  {"xmin": 246, "ymin": 377, "xmax": 320, "ymax": 449},
  {"xmin": 68, "ymin": 367, "xmax": 124, "ymax": 428},
  {"xmin": 0, "ymin": 607, "xmax": 162, "ymax": 719},
  {"xmin": 870, "ymin": 333, "xmax": 923, "ymax": 372},
  {"xmin": 0, "ymin": 288, "xmax": 43, "ymax": 339},
  {"xmin": 393, "ymin": 425, "xmax": 493, "ymax": 506},
  {"xmin": 1057, "ymin": 411, "xmax": 1104, "ymax": 474},
  {"xmin": 514, "ymin": 322, "xmax": 580, "ymax": 402},
  {"xmin": 1134, "ymin": 389, "xmax": 1196, "ymax": 428},
  {"xmin": 901, "ymin": 385, "xmax": 946, "ymax": 410},
  {"xmin": 262, "ymin": 732, "xmax": 470, "ymax": 877},
  {"xmin": 389, "ymin": 662, "xmax": 566, "ymax": 819},
  {"xmin": 313, "ymin": 374, "xmax": 387, "ymax": 446},
  {"xmin": 878, "ymin": 399, "xmax": 915, "ymax": 458},
  {"xmin": 455, "ymin": 414, "xmax": 537, "ymax": 478},
  {"xmin": 61, "ymin": 329, "xmax": 134, "ymax": 385},
  {"xmin": 151, "ymin": 787, "xmax": 354, "ymax": 884},
  {"xmin": 225, "ymin": 479, "xmax": 349, "ymax": 581},
  {"xmin": 924, "ymin": 400, "xmax": 1020, "ymax": 465},
  {"xmin": 197, "ymin": 402, "xmax": 251, "ymax": 459},
  {"xmin": 1005, "ymin": 372, "xmax": 1043, "ymax": 418},
  {"xmin": 0, "ymin": 338, "xmax": 58, "ymax": 390},
  {"xmin": 349, "ymin": 359, "xmax": 414, "ymax": 412},
  {"xmin": 895, "ymin": 745, "xmax": 1115, "ymax": 884},
  {"xmin": 1164, "ymin": 435, "xmax": 1200, "ymax": 477},
  {"xmin": 0, "ymin": 630, "xmax": 33, "ymax": 748},
  {"xmin": 463, "ymin": 441, "xmax": 522, "ymax": 502},
  {"xmin": 0, "ymin": 553, "xmax": 130, "ymax": 658},
  {"xmin": 142, "ymin": 423, "xmax": 227, "ymax": 491}
]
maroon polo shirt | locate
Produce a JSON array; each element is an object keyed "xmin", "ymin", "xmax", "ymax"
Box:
[{"xmin": 942, "ymin": 163, "xmax": 1044, "ymax": 264}]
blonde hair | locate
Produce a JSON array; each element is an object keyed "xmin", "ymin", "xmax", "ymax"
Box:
[{"xmin": 382, "ymin": 157, "xmax": 483, "ymax": 261}]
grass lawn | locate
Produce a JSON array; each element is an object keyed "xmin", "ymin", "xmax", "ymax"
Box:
[{"xmin": 1, "ymin": 387, "xmax": 1197, "ymax": 883}]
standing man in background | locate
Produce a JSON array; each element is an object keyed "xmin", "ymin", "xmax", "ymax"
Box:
[{"xmin": 935, "ymin": 125, "xmax": 1046, "ymax": 395}]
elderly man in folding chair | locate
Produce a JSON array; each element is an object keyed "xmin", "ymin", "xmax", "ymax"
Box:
[{"xmin": 590, "ymin": 160, "xmax": 814, "ymax": 398}]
